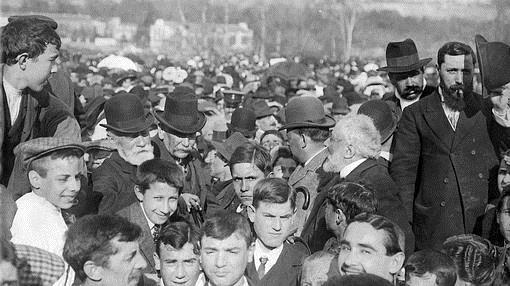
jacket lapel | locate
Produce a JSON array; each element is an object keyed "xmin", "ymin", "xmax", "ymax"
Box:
[
  {"xmin": 129, "ymin": 203, "xmax": 157, "ymax": 270},
  {"xmin": 423, "ymin": 92, "xmax": 454, "ymax": 149},
  {"xmin": 451, "ymin": 94, "xmax": 481, "ymax": 150},
  {"xmin": 289, "ymin": 149, "xmax": 328, "ymax": 186}
]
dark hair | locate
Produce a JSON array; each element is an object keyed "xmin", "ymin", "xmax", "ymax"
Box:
[
  {"xmin": 442, "ymin": 234, "xmax": 498, "ymax": 285},
  {"xmin": 437, "ymin": 42, "xmax": 476, "ymax": 68},
  {"xmin": 136, "ymin": 158, "xmax": 184, "ymax": 194},
  {"xmin": 229, "ymin": 142, "xmax": 272, "ymax": 175},
  {"xmin": 1, "ymin": 18, "xmax": 61, "ymax": 65},
  {"xmin": 349, "ymin": 213, "xmax": 404, "ymax": 256},
  {"xmin": 200, "ymin": 212, "xmax": 253, "ymax": 247},
  {"xmin": 323, "ymin": 273, "xmax": 393, "ymax": 286},
  {"xmin": 30, "ymin": 148, "xmax": 84, "ymax": 177},
  {"xmin": 63, "ymin": 214, "xmax": 142, "ymax": 281},
  {"xmin": 0, "ymin": 238, "xmax": 18, "ymax": 268},
  {"xmin": 292, "ymin": 127, "xmax": 330, "ymax": 143},
  {"xmin": 327, "ymin": 182, "xmax": 377, "ymax": 222},
  {"xmin": 405, "ymin": 250, "xmax": 457, "ymax": 286},
  {"xmin": 155, "ymin": 220, "xmax": 200, "ymax": 256},
  {"xmin": 260, "ymin": 130, "xmax": 284, "ymax": 144},
  {"xmin": 271, "ymin": 146, "xmax": 297, "ymax": 167},
  {"xmin": 252, "ymin": 178, "xmax": 296, "ymax": 210}
]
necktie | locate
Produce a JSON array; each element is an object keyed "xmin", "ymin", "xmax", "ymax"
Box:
[
  {"xmin": 151, "ymin": 225, "xmax": 160, "ymax": 242},
  {"xmin": 258, "ymin": 257, "xmax": 268, "ymax": 279}
]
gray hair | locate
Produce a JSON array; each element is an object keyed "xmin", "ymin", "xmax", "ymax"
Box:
[{"xmin": 334, "ymin": 114, "xmax": 381, "ymax": 158}]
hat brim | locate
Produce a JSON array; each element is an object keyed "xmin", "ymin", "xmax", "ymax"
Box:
[
  {"xmin": 330, "ymin": 107, "xmax": 351, "ymax": 115},
  {"xmin": 380, "ymin": 119, "xmax": 398, "ymax": 144},
  {"xmin": 155, "ymin": 111, "xmax": 206, "ymax": 135},
  {"xmin": 100, "ymin": 113, "xmax": 154, "ymax": 134},
  {"xmin": 256, "ymin": 110, "xmax": 274, "ymax": 119},
  {"xmin": 27, "ymin": 144, "xmax": 85, "ymax": 169},
  {"xmin": 115, "ymin": 75, "xmax": 137, "ymax": 85},
  {"xmin": 226, "ymin": 123, "xmax": 256, "ymax": 137},
  {"xmin": 475, "ymin": 34, "xmax": 490, "ymax": 98},
  {"xmin": 279, "ymin": 114, "xmax": 336, "ymax": 130},
  {"xmin": 211, "ymin": 141, "xmax": 230, "ymax": 160},
  {"xmin": 377, "ymin": 58, "xmax": 432, "ymax": 73}
]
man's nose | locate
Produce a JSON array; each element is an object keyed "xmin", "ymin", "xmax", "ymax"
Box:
[
  {"xmin": 215, "ymin": 252, "xmax": 227, "ymax": 268},
  {"xmin": 455, "ymin": 71, "xmax": 463, "ymax": 84},
  {"xmin": 135, "ymin": 251, "xmax": 148, "ymax": 270}
]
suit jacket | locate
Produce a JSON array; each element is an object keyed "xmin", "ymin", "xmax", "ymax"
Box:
[
  {"xmin": 117, "ymin": 202, "xmax": 157, "ymax": 274},
  {"xmin": 288, "ymin": 148, "xmax": 328, "ymax": 235},
  {"xmin": 245, "ymin": 242, "xmax": 309, "ymax": 286},
  {"xmin": 216, "ymin": 181, "xmax": 242, "ymax": 214},
  {"xmin": 344, "ymin": 158, "xmax": 415, "ymax": 255},
  {"xmin": 94, "ymin": 151, "xmax": 138, "ymax": 214},
  {"xmin": 390, "ymin": 90, "xmax": 510, "ymax": 250},
  {"xmin": 0, "ymin": 184, "xmax": 15, "ymax": 241},
  {"xmin": 383, "ymin": 85, "xmax": 435, "ymax": 122}
]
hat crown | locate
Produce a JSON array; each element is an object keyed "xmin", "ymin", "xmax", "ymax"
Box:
[
  {"xmin": 379, "ymin": 38, "xmax": 431, "ymax": 73},
  {"xmin": 230, "ymin": 108, "xmax": 256, "ymax": 131},
  {"xmin": 285, "ymin": 97, "xmax": 327, "ymax": 124},
  {"xmin": 357, "ymin": 100, "xmax": 396, "ymax": 142},
  {"xmin": 104, "ymin": 93, "xmax": 145, "ymax": 124},
  {"xmin": 386, "ymin": 39, "xmax": 419, "ymax": 59},
  {"xmin": 476, "ymin": 34, "xmax": 510, "ymax": 92}
]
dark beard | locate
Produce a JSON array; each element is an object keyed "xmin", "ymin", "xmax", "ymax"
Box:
[
  {"xmin": 441, "ymin": 82, "xmax": 469, "ymax": 111},
  {"xmin": 399, "ymin": 85, "xmax": 422, "ymax": 100}
]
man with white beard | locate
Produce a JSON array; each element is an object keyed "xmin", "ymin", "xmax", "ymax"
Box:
[{"xmin": 93, "ymin": 93, "xmax": 155, "ymax": 214}]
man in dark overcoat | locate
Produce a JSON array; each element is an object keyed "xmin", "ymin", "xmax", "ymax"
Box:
[{"xmin": 390, "ymin": 41, "xmax": 510, "ymax": 250}]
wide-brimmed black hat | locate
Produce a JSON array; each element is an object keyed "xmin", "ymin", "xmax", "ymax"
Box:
[
  {"xmin": 249, "ymin": 100, "xmax": 273, "ymax": 119},
  {"xmin": 155, "ymin": 88, "xmax": 206, "ymax": 135},
  {"xmin": 378, "ymin": 39, "xmax": 432, "ymax": 73},
  {"xmin": 475, "ymin": 34, "xmax": 510, "ymax": 97},
  {"xmin": 100, "ymin": 93, "xmax": 153, "ymax": 134},
  {"xmin": 280, "ymin": 96, "xmax": 336, "ymax": 130},
  {"xmin": 357, "ymin": 100, "xmax": 397, "ymax": 144}
]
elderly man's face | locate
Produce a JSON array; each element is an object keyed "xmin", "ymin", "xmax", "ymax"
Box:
[
  {"xmin": 256, "ymin": 115, "xmax": 278, "ymax": 132},
  {"xmin": 200, "ymin": 233, "xmax": 253, "ymax": 286},
  {"xmin": 390, "ymin": 69, "xmax": 424, "ymax": 101},
  {"xmin": 25, "ymin": 44, "xmax": 59, "ymax": 92},
  {"xmin": 30, "ymin": 156, "xmax": 83, "ymax": 210},
  {"xmin": 100, "ymin": 237, "xmax": 147, "ymax": 286},
  {"xmin": 113, "ymin": 131, "xmax": 154, "ymax": 166},
  {"xmin": 158, "ymin": 242, "xmax": 201, "ymax": 286},
  {"xmin": 160, "ymin": 131, "xmax": 198, "ymax": 159},
  {"xmin": 439, "ymin": 54, "xmax": 474, "ymax": 111},
  {"xmin": 337, "ymin": 222, "xmax": 403, "ymax": 282},
  {"xmin": 323, "ymin": 128, "xmax": 349, "ymax": 173}
]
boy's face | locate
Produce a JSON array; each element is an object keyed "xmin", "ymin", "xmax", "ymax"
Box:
[
  {"xmin": 158, "ymin": 242, "xmax": 201, "ymax": 286},
  {"xmin": 231, "ymin": 163, "xmax": 265, "ymax": 207},
  {"xmin": 249, "ymin": 200, "xmax": 294, "ymax": 249},
  {"xmin": 200, "ymin": 233, "xmax": 253, "ymax": 286},
  {"xmin": 136, "ymin": 182, "xmax": 179, "ymax": 225}
]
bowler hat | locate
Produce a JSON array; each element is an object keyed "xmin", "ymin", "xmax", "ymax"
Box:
[
  {"xmin": 212, "ymin": 132, "xmax": 249, "ymax": 161},
  {"xmin": 475, "ymin": 34, "xmax": 510, "ymax": 96},
  {"xmin": 330, "ymin": 97, "xmax": 350, "ymax": 115},
  {"xmin": 280, "ymin": 96, "xmax": 336, "ymax": 130},
  {"xmin": 14, "ymin": 137, "xmax": 85, "ymax": 170},
  {"xmin": 249, "ymin": 100, "xmax": 273, "ymax": 119},
  {"xmin": 155, "ymin": 90, "xmax": 206, "ymax": 135},
  {"xmin": 100, "ymin": 93, "xmax": 153, "ymax": 134},
  {"xmin": 378, "ymin": 39, "xmax": 432, "ymax": 73},
  {"xmin": 357, "ymin": 100, "xmax": 397, "ymax": 144},
  {"xmin": 227, "ymin": 108, "xmax": 257, "ymax": 138}
]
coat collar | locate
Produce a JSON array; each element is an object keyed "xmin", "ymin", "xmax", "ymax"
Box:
[{"xmin": 289, "ymin": 148, "xmax": 328, "ymax": 186}]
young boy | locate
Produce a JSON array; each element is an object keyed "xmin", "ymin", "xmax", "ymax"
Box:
[
  {"xmin": 246, "ymin": 178, "xmax": 310, "ymax": 286},
  {"xmin": 117, "ymin": 158, "xmax": 184, "ymax": 278}
]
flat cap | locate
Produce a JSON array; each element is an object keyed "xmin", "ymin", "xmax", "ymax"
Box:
[
  {"xmin": 8, "ymin": 15, "xmax": 58, "ymax": 29},
  {"xmin": 14, "ymin": 137, "xmax": 85, "ymax": 170}
]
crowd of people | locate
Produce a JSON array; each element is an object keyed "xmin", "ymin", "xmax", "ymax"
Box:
[{"xmin": 2, "ymin": 14, "xmax": 510, "ymax": 286}]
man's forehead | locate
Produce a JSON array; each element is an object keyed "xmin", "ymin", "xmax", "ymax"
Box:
[
  {"xmin": 160, "ymin": 242, "xmax": 197, "ymax": 258},
  {"xmin": 344, "ymin": 222, "xmax": 387, "ymax": 250},
  {"xmin": 201, "ymin": 232, "xmax": 248, "ymax": 248},
  {"xmin": 443, "ymin": 54, "xmax": 473, "ymax": 68}
]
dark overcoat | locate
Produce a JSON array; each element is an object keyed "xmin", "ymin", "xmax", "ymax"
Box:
[{"xmin": 390, "ymin": 90, "xmax": 510, "ymax": 250}]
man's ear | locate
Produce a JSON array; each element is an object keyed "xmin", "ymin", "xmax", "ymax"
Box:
[
  {"xmin": 28, "ymin": 170, "xmax": 41, "ymax": 190},
  {"xmin": 153, "ymin": 253, "xmax": 161, "ymax": 271},
  {"xmin": 247, "ymin": 205, "xmax": 256, "ymax": 223},
  {"xmin": 344, "ymin": 144, "xmax": 356, "ymax": 159},
  {"xmin": 388, "ymin": 252, "xmax": 405, "ymax": 276},
  {"xmin": 83, "ymin": 260, "xmax": 102, "ymax": 282},
  {"xmin": 335, "ymin": 209, "xmax": 346, "ymax": 226},
  {"xmin": 134, "ymin": 185, "xmax": 144, "ymax": 202},
  {"xmin": 16, "ymin": 53, "xmax": 29, "ymax": 70}
]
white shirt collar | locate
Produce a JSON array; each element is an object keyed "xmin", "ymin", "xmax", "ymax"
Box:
[
  {"xmin": 253, "ymin": 239, "xmax": 284, "ymax": 274},
  {"xmin": 340, "ymin": 158, "xmax": 367, "ymax": 178},
  {"xmin": 139, "ymin": 202, "xmax": 155, "ymax": 230},
  {"xmin": 3, "ymin": 75, "xmax": 23, "ymax": 123},
  {"xmin": 161, "ymin": 272, "xmax": 206, "ymax": 286},
  {"xmin": 379, "ymin": 151, "xmax": 392, "ymax": 162},
  {"xmin": 304, "ymin": 147, "xmax": 327, "ymax": 167},
  {"xmin": 394, "ymin": 89, "xmax": 419, "ymax": 111}
]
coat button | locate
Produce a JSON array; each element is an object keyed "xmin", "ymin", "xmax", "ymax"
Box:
[
  {"xmin": 471, "ymin": 150, "xmax": 476, "ymax": 155},
  {"xmin": 440, "ymin": 201, "xmax": 446, "ymax": 207},
  {"xmin": 443, "ymin": 178, "xmax": 449, "ymax": 184},
  {"xmin": 478, "ymin": 173, "xmax": 483, "ymax": 179}
]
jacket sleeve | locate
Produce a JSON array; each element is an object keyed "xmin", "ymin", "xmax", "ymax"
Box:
[
  {"xmin": 92, "ymin": 167, "xmax": 118, "ymax": 214},
  {"xmin": 390, "ymin": 106, "xmax": 421, "ymax": 222}
]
